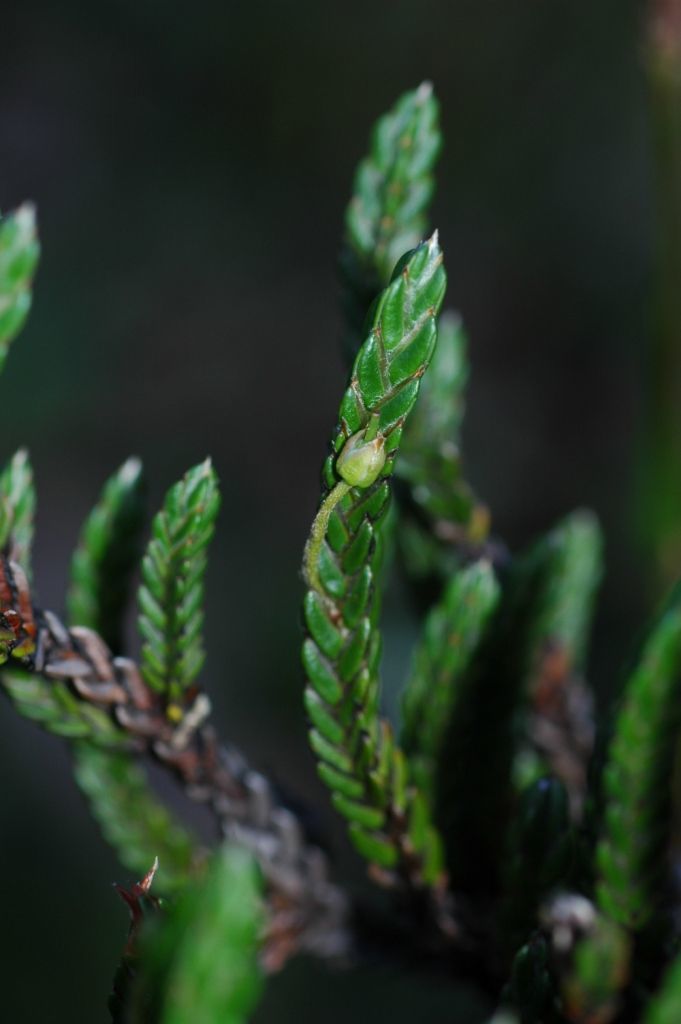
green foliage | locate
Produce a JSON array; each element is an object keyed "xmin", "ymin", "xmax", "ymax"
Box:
[
  {"xmin": 137, "ymin": 459, "xmax": 220, "ymax": 711},
  {"xmin": 560, "ymin": 915, "xmax": 630, "ymax": 1024},
  {"xmin": 341, "ymin": 81, "xmax": 441, "ymax": 360},
  {"xmin": 400, "ymin": 558, "xmax": 499, "ymax": 797},
  {"xmin": 502, "ymin": 777, "xmax": 573, "ymax": 952},
  {"xmin": 596, "ymin": 584, "xmax": 681, "ymax": 931},
  {"xmin": 0, "ymin": 448, "xmax": 35, "ymax": 572},
  {"xmin": 67, "ymin": 457, "xmax": 198, "ymax": 888},
  {"xmin": 436, "ymin": 510, "xmax": 600, "ymax": 896},
  {"xmin": 73, "ymin": 744, "xmax": 196, "ymax": 893},
  {"xmin": 68, "ymin": 457, "xmax": 146, "ymax": 652},
  {"xmin": 2, "ymin": 669, "xmax": 131, "ymax": 743},
  {"xmin": 396, "ymin": 312, "xmax": 490, "ymax": 582},
  {"xmin": 3, "ymin": 78, "xmax": 681, "ymax": 1024},
  {"xmin": 0, "ymin": 446, "xmax": 124, "ymax": 742},
  {"xmin": 0, "ymin": 204, "xmax": 39, "ymax": 373},
  {"xmin": 519, "ymin": 509, "xmax": 603, "ymax": 685},
  {"xmin": 302, "ymin": 234, "xmax": 447, "ymax": 883},
  {"xmin": 646, "ymin": 950, "xmax": 681, "ymax": 1024},
  {"xmin": 504, "ymin": 937, "xmax": 562, "ymax": 1024},
  {"xmin": 131, "ymin": 847, "xmax": 263, "ymax": 1024}
]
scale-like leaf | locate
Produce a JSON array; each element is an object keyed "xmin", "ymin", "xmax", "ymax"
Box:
[
  {"xmin": 0, "ymin": 447, "xmax": 35, "ymax": 573},
  {"xmin": 341, "ymin": 82, "xmax": 441, "ymax": 361},
  {"xmin": 2, "ymin": 670, "xmax": 130, "ymax": 744},
  {"xmin": 0, "ymin": 204, "xmax": 40, "ymax": 374},
  {"xmin": 400, "ymin": 559, "xmax": 499, "ymax": 797},
  {"xmin": 596, "ymin": 583, "xmax": 681, "ymax": 931},
  {"xmin": 0, "ymin": 448, "xmax": 114, "ymax": 742},
  {"xmin": 137, "ymin": 459, "xmax": 220, "ymax": 714},
  {"xmin": 396, "ymin": 313, "xmax": 490, "ymax": 585},
  {"xmin": 74, "ymin": 744, "xmax": 195, "ymax": 893},
  {"xmin": 302, "ymin": 234, "xmax": 447, "ymax": 885},
  {"xmin": 67, "ymin": 458, "xmax": 197, "ymax": 890},
  {"xmin": 512, "ymin": 510, "xmax": 602, "ymax": 811},
  {"xmin": 68, "ymin": 457, "xmax": 146, "ymax": 652},
  {"xmin": 437, "ymin": 510, "xmax": 599, "ymax": 897}
]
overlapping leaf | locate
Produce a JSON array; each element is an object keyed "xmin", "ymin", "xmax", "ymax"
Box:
[
  {"xmin": 400, "ymin": 558, "xmax": 499, "ymax": 797},
  {"xmin": 137, "ymin": 460, "xmax": 220, "ymax": 713},
  {"xmin": 74, "ymin": 744, "xmax": 195, "ymax": 893},
  {"xmin": 341, "ymin": 81, "xmax": 441, "ymax": 361},
  {"xmin": 67, "ymin": 458, "xmax": 197, "ymax": 888},
  {"xmin": 396, "ymin": 312, "xmax": 490, "ymax": 584},
  {"xmin": 302, "ymin": 234, "xmax": 447, "ymax": 883},
  {"xmin": 437, "ymin": 511, "xmax": 600, "ymax": 896},
  {"xmin": 596, "ymin": 583, "xmax": 681, "ymax": 931}
]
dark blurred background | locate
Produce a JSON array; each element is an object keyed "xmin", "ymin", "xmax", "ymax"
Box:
[{"xmin": 0, "ymin": 1, "xmax": 655, "ymax": 1020}]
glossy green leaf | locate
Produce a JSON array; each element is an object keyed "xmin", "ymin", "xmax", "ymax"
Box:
[
  {"xmin": 341, "ymin": 82, "xmax": 441, "ymax": 362},
  {"xmin": 302, "ymin": 236, "xmax": 447, "ymax": 885},
  {"xmin": 397, "ymin": 312, "xmax": 490, "ymax": 587},
  {"xmin": 137, "ymin": 459, "xmax": 220, "ymax": 709}
]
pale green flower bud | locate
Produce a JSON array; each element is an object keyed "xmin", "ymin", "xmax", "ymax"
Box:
[{"xmin": 336, "ymin": 430, "xmax": 386, "ymax": 488}]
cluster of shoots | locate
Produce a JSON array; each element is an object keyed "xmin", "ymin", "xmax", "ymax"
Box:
[{"xmin": 2, "ymin": 72, "xmax": 681, "ymax": 1024}]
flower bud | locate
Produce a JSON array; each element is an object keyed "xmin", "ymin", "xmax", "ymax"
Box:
[{"xmin": 336, "ymin": 430, "xmax": 386, "ymax": 488}]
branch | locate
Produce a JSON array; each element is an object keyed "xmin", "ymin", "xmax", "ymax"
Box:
[{"xmin": 302, "ymin": 235, "xmax": 450, "ymax": 898}]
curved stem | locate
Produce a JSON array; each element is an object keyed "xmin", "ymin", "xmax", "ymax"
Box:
[{"xmin": 303, "ymin": 480, "xmax": 351, "ymax": 594}]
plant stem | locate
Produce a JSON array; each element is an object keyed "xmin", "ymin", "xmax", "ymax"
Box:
[{"xmin": 303, "ymin": 481, "xmax": 351, "ymax": 594}]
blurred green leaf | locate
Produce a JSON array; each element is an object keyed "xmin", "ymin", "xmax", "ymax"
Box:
[
  {"xmin": 68, "ymin": 456, "xmax": 146, "ymax": 653},
  {"xmin": 596, "ymin": 583, "xmax": 681, "ymax": 932},
  {"xmin": 132, "ymin": 847, "xmax": 263, "ymax": 1024},
  {"xmin": 0, "ymin": 447, "xmax": 35, "ymax": 574},
  {"xmin": 73, "ymin": 744, "xmax": 196, "ymax": 894},
  {"xmin": 0, "ymin": 204, "xmax": 40, "ymax": 375}
]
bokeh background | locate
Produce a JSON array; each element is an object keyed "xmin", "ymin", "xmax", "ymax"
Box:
[{"xmin": 0, "ymin": 1, "xmax": 656, "ymax": 1020}]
